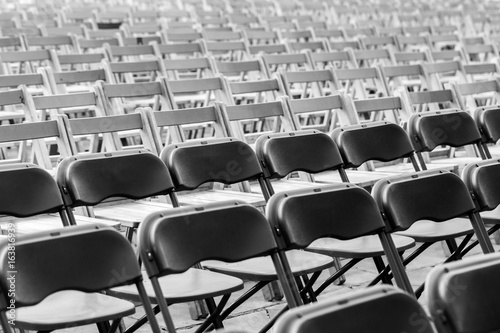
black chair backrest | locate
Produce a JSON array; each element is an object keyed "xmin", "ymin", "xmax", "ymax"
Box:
[
  {"xmin": 255, "ymin": 130, "xmax": 344, "ymax": 179},
  {"xmin": 161, "ymin": 138, "xmax": 263, "ymax": 191},
  {"xmin": 474, "ymin": 106, "xmax": 500, "ymax": 143},
  {"xmin": 427, "ymin": 252, "xmax": 500, "ymax": 333},
  {"xmin": 330, "ymin": 121, "xmax": 415, "ymax": 168},
  {"xmin": 0, "ymin": 164, "xmax": 64, "ymax": 217},
  {"xmin": 462, "ymin": 159, "xmax": 500, "ymax": 211},
  {"xmin": 275, "ymin": 285, "xmax": 436, "ymax": 333},
  {"xmin": 0, "ymin": 225, "xmax": 140, "ymax": 308},
  {"xmin": 267, "ymin": 184, "xmax": 386, "ymax": 249},
  {"xmin": 372, "ymin": 170, "xmax": 476, "ymax": 232},
  {"xmin": 57, "ymin": 150, "xmax": 174, "ymax": 207},
  {"xmin": 408, "ymin": 110, "xmax": 482, "ymax": 152},
  {"xmin": 139, "ymin": 201, "xmax": 278, "ymax": 277}
]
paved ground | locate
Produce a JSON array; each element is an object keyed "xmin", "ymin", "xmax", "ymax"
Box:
[{"xmin": 54, "ymin": 235, "xmax": 498, "ymax": 333}]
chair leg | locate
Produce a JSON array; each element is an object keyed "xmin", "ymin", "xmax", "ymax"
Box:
[
  {"xmin": 331, "ymin": 257, "xmax": 346, "ymax": 285},
  {"xmin": 124, "ymin": 306, "xmax": 161, "ymax": 333},
  {"xmin": 194, "ymin": 294, "xmax": 231, "ymax": 333},
  {"xmin": 96, "ymin": 321, "xmax": 111, "ymax": 333},
  {"xmin": 107, "ymin": 319, "xmax": 122, "ymax": 333},
  {"xmin": 300, "ymin": 275, "xmax": 318, "ymax": 302},
  {"xmin": 314, "ymin": 258, "xmax": 362, "ymax": 296},
  {"xmin": 372, "ymin": 257, "xmax": 392, "ymax": 285},
  {"xmin": 218, "ymin": 281, "xmax": 271, "ymax": 321},
  {"xmin": 461, "ymin": 225, "xmax": 500, "ymax": 256}
]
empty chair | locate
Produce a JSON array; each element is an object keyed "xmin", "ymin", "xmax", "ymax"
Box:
[
  {"xmin": 0, "ymin": 224, "xmax": 160, "ymax": 333},
  {"xmin": 473, "ymin": 105, "xmax": 500, "ymax": 158},
  {"xmin": 261, "ymin": 53, "xmax": 312, "ymax": 78},
  {"xmin": 332, "ymin": 67, "xmax": 389, "ymax": 101},
  {"xmin": 461, "ymin": 159, "xmax": 500, "ymax": 250},
  {"xmin": 421, "ymin": 60, "xmax": 467, "ymax": 90},
  {"xmin": 163, "ymin": 56, "xmax": 216, "ymax": 80},
  {"xmin": 398, "ymin": 88, "xmax": 461, "ymax": 114},
  {"xmin": 408, "ymin": 109, "xmax": 488, "ymax": 172},
  {"xmin": 308, "ymin": 50, "xmax": 357, "ymax": 70},
  {"xmin": 102, "ymin": 57, "xmax": 167, "ymax": 84},
  {"xmin": 427, "ymin": 252, "xmax": 500, "ymax": 333},
  {"xmin": 452, "ymin": 79, "xmax": 500, "ymax": 116},
  {"xmin": 137, "ymin": 200, "xmax": 306, "ymax": 332},
  {"xmin": 379, "ymin": 63, "xmax": 429, "ymax": 96},
  {"xmin": 216, "ymin": 100, "xmax": 295, "ymax": 145},
  {"xmin": 372, "ymin": 169, "xmax": 495, "ymax": 297},
  {"xmin": 282, "ymin": 93, "xmax": 354, "ymax": 131},
  {"xmin": 56, "ymin": 149, "xmax": 177, "ymax": 241},
  {"xmin": 160, "ymin": 137, "xmax": 268, "ymax": 207},
  {"xmin": 275, "ymin": 286, "xmax": 436, "ymax": 333},
  {"xmin": 318, "ymin": 120, "xmax": 422, "ymax": 187},
  {"xmin": 264, "ymin": 182, "xmax": 414, "ymax": 297},
  {"xmin": 95, "ymin": 80, "xmax": 171, "ymax": 116}
]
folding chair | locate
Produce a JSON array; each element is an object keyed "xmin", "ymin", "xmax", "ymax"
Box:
[
  {"xmin": 280, "ymin": 68, "xmax": 337, "ymax": 99},
  {"xmin": 76, "ymin": 36, "xmax": 120, "ymax": 54},
  {"xmin": 95, "ymin": 80, "xmax": 171, "ymax": 116},
  {"xmin": 282, "ymin": 93, "xmax": 354, "ymax": 131},
  {"xmin": 152, "ymin": 41, "xmax": 206, "ymax": 60},
  {"xmin": 102, "ymin": 57, "xmax": 167, "ymax": 84},
  {"xmin": 474, "ymin": 104, "xmax": 500, "ymax": 158},
  {"xmin": 421, "ymin": 60, "xmax": 467, "ymax": 90},
  {"xmin": 392, "ymin": 50, "xmax": 430, "ymax": 65},
  {"xmin": 398, "ymin": 88, "xmax": 461, "ymax": 114},
  {"xmin": 0, "ymin": 224, "xmax": 160, "ymax": 333},
  {"xmin": 264, "ymin": 182, "xmax": 414, "ymax": 301},
  {"xmin": 452, "ymin": 79, "xmax": 500, "ymax": 116},
  {"xmin": 461, "ymin": 61, "xmax": 500, "ymax": 83},
  {"xmin": 286, "ymin": 40, "xmax": 328, "ymax": 54},
  {"xmin": 351, "ymin": 48, "xmax": 395, "ymax": 68},
  {"xmin": 429, "ymin": 49, "xmax": 468, "ymax": 63},
  {"xmin": 23, "ymin": 34, "xmax": 78, "ymax": 54},
  {"xmin": 55, "ymin": 51, "xmax": 106, "ymax": 71},
  {"xmin": 308, "ymin": 50, "xmax": 357, "ymax": 70},
  {"xmin": 332, "ymin": 66, "xmax": 389, "ymax": 101},
  {"xmin": 320, "ymin": 120, "xmax": 424, "ymax": 183},
  {"xmin": 56, "ymin": 149, "xmax": 176, "ymax": 242},
  {"xmin": 0, "ymin": 49, "xmax": 58, "ymax": 75},
  {"xmin": 427, "ymin": 33, "xmax": 461, "ymax": 51},
  {"xmin": 142, "ymin": 103, "xmax": 228, "ymax": 147},
  {"xmin": 162, "ymin": 56, "xmax": 216, "ymax": 80},
  {"xmin": 396, "ymin": 35, "xmax": 430, "ymax": 53},
  {"xmin": 40, "ymin": 66, "xmax": 107, "ymax": 94},
  {"xmin": 212, "ymin": 58, "xmax": 269, "ymax": 82},
  {"xmin": 136, "ymin": 200, "xmax": 308, "ymax": 332},
  {"xmin": 275, "ymin": 286, "xmax": 435, "ymax": 333},
  {"xmin": 201, "ymin": 31, "xmax": 249, "ymax": 61},
  {"xmin": 379, "ymin": 63, "xmax": 429, "ymax": 95},
  {"xmin": 427, "ymin": 252, "xmax": 500, "ymax": 333},
  {"xmin": 161, "ymin": 75, "xmax": 232, "ymax": 109},
  {"xmin": 462, "ymin": 43, "xmax": 500, "ymax": 63},
  {"xmin": 104, "ymin": 43, "xmax": 157, "ymax": 62},
  {"xmin": 359, "ymin": 35, "xmax": 398, "ymax": 50},
  {"xmin": 261, "ymin": 52, "xmax": 312, "ymax": 78},
  {"xmin": 372, "ymin": 169, "xmax": 495, "ymax": 297},
  {"xmin": 408, "ymin": 109, "xmax": 488, "ymax": 172},
  {"xmin": 328, "ymin": 40, "xmax": 362, "ymax": 51},
  {"xmin": 216, "ymin": 99, "xmax": 295, "ymax": 145},
  {"xmin": 226, "ymin": 76, "xmax": 285, "ymax": 106},
  {"xmin": 160, "ymin": 137, "xmax": 268, "ymax": 208}
]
